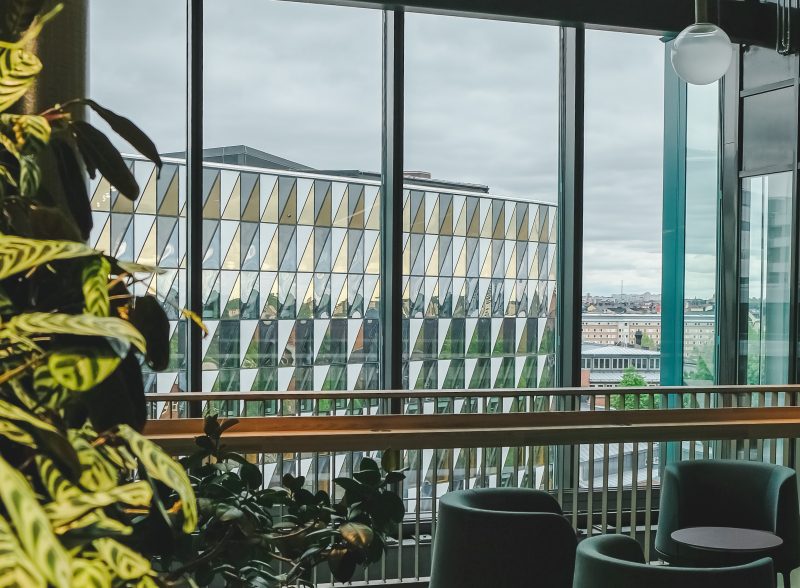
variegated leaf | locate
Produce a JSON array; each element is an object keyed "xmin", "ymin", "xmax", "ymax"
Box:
[
  {"xmin": 35, "ymin": 456, "xmax": 80, "ymax": 502},
  {"xmin": 0, "ymin": 516, "xmax": 45, "ymax": 588},
  {"xmin": 0, "ymin": 114, "xmax": 50, "ymax": 152},
  {"xmin": 0, "ymin": 235, "xmax": 97, "ymax": 281},
  {"xmin": 0, "ymin": 46, "xmax": 40, "ymax": 113},
  {"xmin": 0, "ymin": 454, "xmax": 71, "ymax": 588},
  {"xmin": 82, "ymin": 256, "xmax": 111, "ymax": 317},
  {"xmin": 0, "ymin": 418, "xmax": 34, "ymax": 446},
  {"xmin": 69, "ymin": 432, "xmax": 118, "ymax": 492},
  {"xmin": 0, "ymin": 397, "xmax": 59, "ymax": 434},
  {"xmin": 71, "ymin": 558, "xmax": 111, "ymax": 588},
  {"xmin": 2, "ymin": 312, "xmax": 146, "ymax": 353},
  {"xmin": 48, "ymin": 348, "xmax": 121, "ymax": 392},
  {"xmin": 45, "ymin": 481, "xmax": 152, "ymax": 527},
  {"xmin": 116, "ymin": 424, "xmax": 197, "ymax": 532},
  {"xmin": 93, "ymin": 538, "xmax": 151, "ymax": 581}
]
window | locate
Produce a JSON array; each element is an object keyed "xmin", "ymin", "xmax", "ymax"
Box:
[
  {"xmin": 582, "ymin": 31, "xmax": 664, "ymax": 386},
  {"xmin": 89, "ymin": 0, "xmax": 187, "ymax": 394},
  {"xmin": 202, "ymin": 0, "xmax": 382, "ymax": 393},
  {"xmin": 403, "ymin": 14, "xmax": 559, "ymax": 390}
]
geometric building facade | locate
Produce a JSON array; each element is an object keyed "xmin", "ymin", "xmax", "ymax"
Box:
[{"xmin": 89, "ymin": 147, "xmax": 557, "ymax": 396}]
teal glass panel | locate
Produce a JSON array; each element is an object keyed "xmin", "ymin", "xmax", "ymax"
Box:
[{"xmin": 682, "ymin": 82, "xmax": 719, "ymax": 385}]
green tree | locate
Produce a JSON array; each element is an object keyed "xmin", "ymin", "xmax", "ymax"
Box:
[
  {"xmin": 610, "ymin": 366, "xmax": 655, "ymax": 410},
  {"xmin": 640, "ymin": 333, "xmax": 656, "ymax": 349},
  {"xmin": 686, "ymin": 355, "xmax": 713, "ymax": 382},
  {"xmin": 620, "ymin": 366, "xmax": 647, "ymax": 387}
]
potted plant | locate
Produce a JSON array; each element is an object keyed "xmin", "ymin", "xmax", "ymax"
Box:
[
  {"xmin": 156, "ymin": 415, "xmax": 406, "ymax": 587},
  {"xmin": 0, "ymin": 3, "xmax": 407, "ymax": 586}
]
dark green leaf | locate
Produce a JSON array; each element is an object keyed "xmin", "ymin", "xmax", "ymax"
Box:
[
  {"xmin": 218, "ymin": 418, "xmax": 239, "ymax": 435},
  {"xmin": 128, "ymin": 295, "xmax": 169, "ymax": 370},
  {"xmin": 385, "ymin": 471, "xmax": 406, "ymax": 484},
  {"xmin": 333, "ymin": 477, "xmax": 364, "ymax": 495},
  {"xmin": 71, "ymin": 120, "xmax": 139, "ymax": 199},
  {"xmin": 328, "ymin": 547, "xmax": 358, "ymax": 583},
  {"xmin": 50, "ymin": 138, "xmax": 92, "ymax": 241},
  {"xmin": 79, "ymin": 99, "xmax": 163, "ymax": 171},
  {"xmin": 353, "ymin": 468, "xmax": 381, "ymax": 487},
  {"xmin": 240, "ymin": 462, "xmax": 263, "ymax": 490},
  {"xmin": 194, "ymin": 435, "xmax": 214, "ymax": 452},
  {"xmin": 203, "ymin": 414, "xmax": 220, "ymax": 438},
  {"xmin": 359, "ymin": 457, "xmax": 379, "ymax": 471}
]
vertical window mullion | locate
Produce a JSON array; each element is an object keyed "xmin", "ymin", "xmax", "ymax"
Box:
[
  {"xmin": 187, "ymin": 0, "xmax": 203, "ymax": 410},
  {"xmin": 380, "ymin": 10, "xmax": 404, "ymax": 408}
]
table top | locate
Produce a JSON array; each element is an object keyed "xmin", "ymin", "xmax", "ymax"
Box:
[{"xmin": 672, "ymin": 526, "xmax": 783, "ymax": 553}]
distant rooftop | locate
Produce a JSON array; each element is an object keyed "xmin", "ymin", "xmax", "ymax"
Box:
[
  {"xmin": 581, "ymin": 343, "xmax": 660, "ymax": 357},
  {"xmin": 162, "ymin": 145, "xmax": 491, "ymax": 194}
]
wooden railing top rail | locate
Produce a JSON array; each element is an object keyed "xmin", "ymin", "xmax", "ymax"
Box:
[
  {"xmin": 143, "ymin": 384, "xmax": 800, "ymax": 403},
  {"xmin": 144, "ymin": 406, "xmax": 800, "ymax": 453}
]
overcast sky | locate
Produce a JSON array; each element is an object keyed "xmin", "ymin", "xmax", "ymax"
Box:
[{"xmin": 89, "ymin": 0, "xmax": 718, "ymax": 297}]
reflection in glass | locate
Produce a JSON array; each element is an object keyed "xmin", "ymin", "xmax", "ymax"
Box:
[
  {"xmin": 739, "ymin": 173, "xmax": 792, "ymax": 385},
  {"xmin": 742, "ymin": 88, "xmax": 795, "ymax": 172}
]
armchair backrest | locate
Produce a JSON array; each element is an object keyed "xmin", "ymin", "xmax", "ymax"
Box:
[
  {"xmin": 655, "ymin": 459, "xmax": 799, "ymax": 569},
  {"xmin": 430, "ymin": 489, "xmax": 577, "ymax": 588}
]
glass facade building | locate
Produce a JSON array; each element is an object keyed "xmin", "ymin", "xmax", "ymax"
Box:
[{"xmin": 89, "ymin": 152, "xmax": 557, "ymax": 396}]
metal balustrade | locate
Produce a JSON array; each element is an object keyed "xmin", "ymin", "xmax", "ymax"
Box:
[{"xmin": 144, "ymin": 385, "xmax": 800, "ymax": 585}]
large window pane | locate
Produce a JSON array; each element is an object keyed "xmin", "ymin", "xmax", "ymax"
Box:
[
  {"xmin": 403, "ymin": 14, "xmax": 559, "ymax": 391},
  {"xmin": 739, "ymin": 173, "xmax": 792, "ymax": 385},
  {"xmin": 582, "ymin": 31, "xmax": 664, "ymax": 390},
  {"xmin": 202, "ymin": 1, "xmax": 382, "ymax": 394},
  {"xmin": 683, "ymin": 83, "xmax": 719, "ymax": 385},
  {"xmin": 89, "ymin": 0, "xmax": 187, "ymax": 395}
]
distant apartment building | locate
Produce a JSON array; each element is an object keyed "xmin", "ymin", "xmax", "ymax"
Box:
[
  {"xmin": 582, "ymin": 313, "xmax": 662, "ymax": 348},
  {"xmin": 581, "ymin": 313, "xmax": 714, "ymax": 355},
  {"xmin": 580, "ymin": 343, "xmax": 661, "ymax": 387}
]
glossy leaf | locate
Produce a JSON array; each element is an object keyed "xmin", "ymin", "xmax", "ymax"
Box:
[
  {"xmin": 381, "ymin": 450, "xmax": 402, "ymax": 473},
  {"xmin": 116, "ymin": 424, "xmax": 197, "ymax": 532},
  {"xmin": 71, "ymin": 120, "xmax": 138, "ymax": 199},
  {"xmin": 0, "ymin": 454, "xmax": 71, "ymax": 588},
  {"xmin": 48, "ymin": 347, "xmax": 121, "ymax": 392},
  {"xmin": 328, "ymin": 547, "xmax": 357, "ymax": 583},
  {"xmin": 0, "ymin": 234, "xmax": 97, "ymax": 281},
  {"xmin": 339, "ymin": 522, "xmax": 373, "ymax": 549}
]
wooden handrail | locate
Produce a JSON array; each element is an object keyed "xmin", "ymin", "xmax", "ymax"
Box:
[
  {"xmin": 144, "ymin": 406, "xmax": 800, "ymax": 454},
  {"xmin": 144, "ymin": 384, "xmax": 800, "ymax": 403}
]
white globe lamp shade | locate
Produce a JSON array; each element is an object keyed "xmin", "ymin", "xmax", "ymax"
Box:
[{"xmin": 670, "ymin": 23, "xmax": 733, "ymax": 85}]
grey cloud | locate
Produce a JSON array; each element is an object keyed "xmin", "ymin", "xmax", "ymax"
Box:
[{"xmin": 90, "ymin": 3, "xmax": 714, "ymax": 297}]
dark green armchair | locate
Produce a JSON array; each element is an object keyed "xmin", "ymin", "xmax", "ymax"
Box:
[
  {"xmin": 429, "ymin": 488, "xmax": 577, "ymax": 588},
  {"xmin": 654, "ymin": 459, "xmax": 799, "ymax": 583},
  {"xmin": 574, "ymin": 534, "xmax": 775, "ymax": 588}
]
